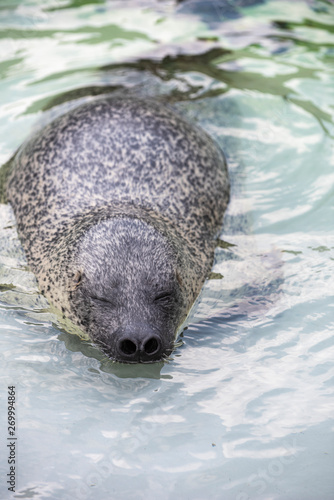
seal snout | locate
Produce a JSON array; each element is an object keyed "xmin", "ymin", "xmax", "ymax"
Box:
[{"xmin": 116, "ymin": 326, "xmax": 165, "ymax": 363}]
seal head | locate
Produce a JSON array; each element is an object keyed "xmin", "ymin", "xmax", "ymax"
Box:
[{"xmin": 69, "ymin": 218, "xmax": 186, "ymax": 362}]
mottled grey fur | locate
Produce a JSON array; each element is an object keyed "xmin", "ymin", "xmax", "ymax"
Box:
[{"xmin": 6, "ymin": 96, "xmax": 229, "ymax": 362}]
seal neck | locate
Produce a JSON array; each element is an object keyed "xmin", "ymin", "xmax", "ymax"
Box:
[{"xmin": 29, "ymin": 202, "xmax": 216, "ymax": 327}]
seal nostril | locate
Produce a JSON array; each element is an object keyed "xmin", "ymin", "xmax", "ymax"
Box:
[
  {"xmin": 144, "ymin": 337, "xmax": 159, "ymax": 355},
  {"xmin": 119, "ymin": 339, "xmax": 137, "ymax": 355}
]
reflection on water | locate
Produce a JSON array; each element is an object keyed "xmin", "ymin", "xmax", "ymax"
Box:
[{"xmin": 0, "ymin": 0, "xmax": 333, "ymax": 499}]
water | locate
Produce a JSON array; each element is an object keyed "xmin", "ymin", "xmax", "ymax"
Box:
[{"xmin": 0, "ymin": 0, "xmax": 333, "ymax": 498}]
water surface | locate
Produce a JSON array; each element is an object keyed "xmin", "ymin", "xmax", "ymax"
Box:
[{"xmin": 0, "ymin": 1, "xmax": 333, "ymax": 499}]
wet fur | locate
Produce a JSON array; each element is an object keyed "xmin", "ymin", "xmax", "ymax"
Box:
[{"xmin": 6, "ymin": 96, "xmax": 230, "ymax": 361}]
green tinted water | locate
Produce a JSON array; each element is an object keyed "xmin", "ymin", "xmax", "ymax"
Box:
[{"xmin": 0, "ymin": 1, "xmax": 333, "ymax": 499}]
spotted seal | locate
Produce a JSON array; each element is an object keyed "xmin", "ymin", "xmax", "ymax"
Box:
[{"xmin": 6, "ymin": 96, "xmax": 229, "ymax": 362}]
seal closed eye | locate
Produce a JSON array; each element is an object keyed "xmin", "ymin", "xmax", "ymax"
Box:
[{"xmin": 6, "ymin": 95, "xmax": 230, "ymax": 363}]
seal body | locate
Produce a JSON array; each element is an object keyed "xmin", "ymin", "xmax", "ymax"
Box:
[{"xmin": 6, "ymin": 96, "xmax": 229, "ymax": 362}]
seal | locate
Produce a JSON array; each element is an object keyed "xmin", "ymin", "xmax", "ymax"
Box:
[{"xmin": 6, "ymin": 96, "xmax": 229, "ymax": 363}]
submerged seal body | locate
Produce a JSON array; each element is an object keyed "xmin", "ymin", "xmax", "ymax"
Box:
[{"xmin": 6, "ymin": 96, "xmax": 229, "ymax": 362}]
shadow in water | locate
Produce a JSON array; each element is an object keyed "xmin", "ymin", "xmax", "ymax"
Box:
[
  {"xmin": 57, "ymin": 330, "xmax": 173, "ymax": 379},
  {"xmin": 25, "ymin": 41, "xmax": 332, "ymax": 135}
]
